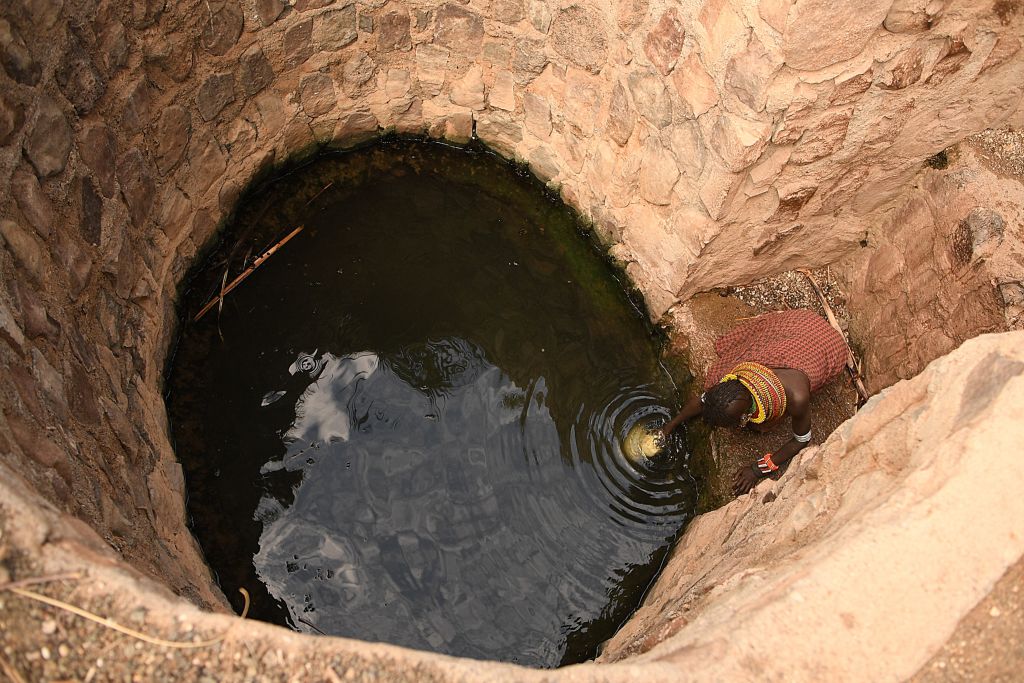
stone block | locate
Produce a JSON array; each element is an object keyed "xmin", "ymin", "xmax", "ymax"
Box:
[
  {"xmin": 24, "ymin": 96, "xmax": 72, "ymax": 178},
  {"xmin": 697, "ymin": 0, "xmax": 748, "ymax": 64},
  {"xmin": 644, "ymin": 8, "xmax": 685, "ymax": 75},
  {"xmin": 528, "ymin": 145, "xmax": 560, "ymax": 182},
  {"xmin": 476, "ymin": 111, "xmax": 522, "ymax": 156},
  {"xmin": 334, "ymin": 109, "xmax": 379, "ymax": 146},
  {"xmin": 513, "ymin": 38, "xmax": 548, "ymax": 83},
  {"xmin": 672, "ymin": 53, "xmax": 719, "ymax": 117},
  {"xmin": 628, "ymin": 70, "xmax": 673, "ymax": 128},
  {"xmin": 52, "ymin": 230, "xmax": 93, "ymax": 300},
  {"xmin": 605, "ymin": 82, "xmax": 635, "ymax": 145},
  {"xmin": 343, "ymin": 51, "xmax": 377, "ymax": 91},
  {"xmin": 0, "ymin": 18, "xmax": 41, "ymax": 85},
  {"xmin": 56, "ymin": 38, "xmax": 106, "ymax": 115},
  {"xmin": 6, "ymin": 412, "xmax": 66, "ymax": 469},
  {"xmin": 698, "ymin": 160, "xmax": 743, "ymax": 219},
  {"xmin": 154, "ymin": 105, "xmax": 191, "ymax": 175},
  {"xmin": 385, "ymin": 69, "xmax": 412, "ymax": 100},
  {"xmin": 789, "ymin": 108, "xmax": 851, "ymax": 164},
  {"xmin": 489, "ymin": 70, "xmax": 515, "ymax": 111},
  {"xmin": 79, "ymin": 123, "xmax": 118, "ymax": 198},
  {"xmin": 120, "ymin": 79, "xmax": 156, "ymax": 132},
  {"xmin": 434, "ymin": 4, "xmax": 484, "ymax": 50},
  {"xmin": 746, "ymin": 144, "xmax": 792, "ymax": 193},
  {"xmin": 254, "ymin": 0, "xmax": 285, "ymax": 26},
  {"xmin": 710, "ymin": 111, "xmax": 771, "ymax": 172},
  {"xmin": 758, "ymin": 0, "xmax": 790, "ymax": 32},
  {"xmin": 379, "ymin": 10, "xmax": 411, "ymax": 51},
  {"xmin": 130, "ymin": 0, "xmax": 166, "ymax": 29},
  {"xmin": 98, "ymin": 20, "xmax": 131, "ymax": 74},
  {"xmin": 239, "ymin": 44, "xmax": 275, "ymax": 97},
  {"xmin": 416, "ymin": 44, "xmax": 448, "ymax": 96},
  {"xmin": 0, "ymin": 300, "xmax": 25, "ymax": 354},
  {"xmin": 829, "ymin": 70, "xmax": 872, "ymax": 106},
  {"xmin": 67, "ymin": 362, "xmax": 101, "ymax": 427},
  {"xmin": 299, "ymin": 72, "xmax": 336, "ymax": 117},
  {"xmin": 530, "ymin": 1, "xmax": 552, "ymax": 33},
  {"xmin": 116, "ymin": 148, "xmax": 156, "ymax": 228},
  {"xmin": 669, "ymin": 120, "xmax": 706, "ymax": 178},
  {"xmin": 564, "ymin": 71, "xmax": 602, "ymax": 135},
  {"xmin": 315, "ymin": 5, "xmax": 358, "ymax": 51},
  {"xmin": 876, "ymin": 46, "xmax": 925, "ymax": 90},
  {"xmin": 19, "ymin": 0, "xmax": 64, "ymax": 30},
  {"xmin": 523, "ymin": 92, "xmax": 551, "ymax": 138},
  {"xmin": 494, "ymin": 0, "xmax": 525, "ymax": 24},
  {"xmin": 725, "ymin": 35, "xmax": 781, "ymax": 112},
  {"xmin": 979, "ymin": 34, "xmax": 1021, "ymax": 74},
  {"xmin": 451, "ymin": 65, "xmax": 485, "ymax": 109},
  {"xmin": 197, "ymin": 71, "xmax": 235, "ymax": 121},
  {"xmin": 15, "ymin": 282, "xmax": 59, "ymax": 344},
  {"xmin": 639, "ymin": 136, "xmax": 681, "ymax": 205},
  {"xmin": 0, "ymin": 91, "xmax": 24, "ymax": 146},
  {"xmin": 884, "ymin": 0, "xmax": 944, "ymax": 33},
  {"xmin": 444, "ymin": 112, "xmax": 473, "ymax": 144},
  {"xmin": 184, "ymin": 134, "xmax": 228, "ymax": 199},
  {"xmin": 199, "ymin": 2, "xmax": 244, "ymax": 56},
  {"xmin": 771, "ymin": 183, "xmax": 817, "ymax": 220},
  {"xmin": 78, "ymin": 176, "xmax": 103, "ymax": 246},
  {"xmin": 483, "ymin": 41, "xmax": 512, "ymax": 67},
  {"xmin": 550, "ymin": 4, "xmax": 609, "ymax": 73},
  {"xmin": 0, "ymin": 219, "xmax": 44, "ymax": 283},
  {"xmin": 143, "ymin": 32, "xmax": 196, "ymax": 83},
  {"xmin": 783, "ymin": 0, "xmax": 892, "ymax": 70},
  {"xmin": 11, "ymin": 168, "xmax": 53, "ymax": 239},
  {"xmin": 283, "ymin": 19, "xmax": 314, "ymax": 67}
]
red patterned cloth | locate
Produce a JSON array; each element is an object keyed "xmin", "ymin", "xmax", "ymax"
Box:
[{"xmin": 704, "ymin": 309, "xmax": 848, "ymax": 392}]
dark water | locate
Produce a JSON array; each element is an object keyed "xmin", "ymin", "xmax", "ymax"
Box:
[{"xmin": 166, "ymin": 140, "xmax": 697, "ymax": 667}]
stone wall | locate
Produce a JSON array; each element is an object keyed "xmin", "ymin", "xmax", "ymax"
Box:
[
  {"xmin": 1, "ymin": 0, "xmax": 1023, "ymax": 676},
  {"xmin": 839, "ymin": 142, "xmax": 1024, "ymax": 392}
]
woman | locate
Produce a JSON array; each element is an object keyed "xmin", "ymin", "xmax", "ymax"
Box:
[{"xmin": 662, "ymin": 309, "xmax": 848, "ymax": 495}]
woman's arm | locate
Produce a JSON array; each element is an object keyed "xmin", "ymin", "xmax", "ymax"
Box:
[
  {"xmin": 733, "ymin": 388, "xmax": 812, "ymax": 495},
  {"xmin": 661, "ymin": 394, "xmax": 704, "ymax": 436}
]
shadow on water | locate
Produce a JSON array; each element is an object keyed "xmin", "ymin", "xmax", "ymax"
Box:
[{"xmin": 166, "ymin": 139, "xmax": 698, "ymax": 667}]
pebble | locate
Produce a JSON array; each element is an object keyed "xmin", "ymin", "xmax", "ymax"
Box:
[
  {"xmin": 41, "ymin": 619, "xmax": 57, "ymax": 634},
  {"xmin": 41, "ymin": 646, "xmax": 51, "ymax": 660},
  {"xmin": 990, "ymin": 606, "xmax": 1002, "ymax": 617},
  {"xmin": 58, "ymin": 644, "xmax": 70, "ymax": 658}
]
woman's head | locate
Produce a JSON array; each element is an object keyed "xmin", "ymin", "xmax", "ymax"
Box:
[{"xmin": 702, "ymin": 379, "xmax": 753, "ymax": 428}]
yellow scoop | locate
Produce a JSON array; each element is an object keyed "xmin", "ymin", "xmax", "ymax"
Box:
[{"xmin": 623, "ymin": 423, "xmax": 667, "ymax": 462}]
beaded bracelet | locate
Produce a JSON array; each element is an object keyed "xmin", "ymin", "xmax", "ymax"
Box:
[{"xmin": 756, "ymin": 452, "xmax": 779, "ymax": 475}]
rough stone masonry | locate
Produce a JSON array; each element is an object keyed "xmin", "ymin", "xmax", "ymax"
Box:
[{"xmin": 0, "ymin": 0, "xmax": 1022, "ymax": 680}]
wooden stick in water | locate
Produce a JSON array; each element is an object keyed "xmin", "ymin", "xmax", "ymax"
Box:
[
  {"xmin": 797, "ymin": 269, "xmax": 870, "ymax": 406},
  {"xmin": 194, "ymin": 225, "xmax": 305, "ymax": 322}
]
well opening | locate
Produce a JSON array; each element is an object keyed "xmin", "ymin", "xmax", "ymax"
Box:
[
  {"xmin": 1, "ymin": 0, "xmax": 1022, "ymax": 679},
  {"xmin": 165, "ymin": 138, "xmax": 698, "ymax": 666}
]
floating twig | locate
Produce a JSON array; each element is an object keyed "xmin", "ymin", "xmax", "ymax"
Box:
[
  {"xmin": 4, "ymin": 583, "xmax": 251, "ymax": 650},
  {"xmin": 194, "ymin": 225, "xmax": 305, "ymax": 322},
  {"xmin": 797, "ymin": 269, "xmax": 870, "ymax": 405},
  {"xmin": 305, "ymin": 181, "xmax": 334, "ymax": 207}
]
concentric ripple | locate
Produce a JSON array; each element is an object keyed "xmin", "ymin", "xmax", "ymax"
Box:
[{"xmin": 167, "ymin": 140, "xmax": 699, "ymax": 668}]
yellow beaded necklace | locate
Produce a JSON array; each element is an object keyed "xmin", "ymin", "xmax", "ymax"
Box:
[{"xmin": 720, "ymin": 362, "xmax": 787, "ymax": 424}]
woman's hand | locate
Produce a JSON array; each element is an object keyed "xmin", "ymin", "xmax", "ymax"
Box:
[{"xmin": 732, "ymin": 464, "xmax": 760, "ymax": 496}]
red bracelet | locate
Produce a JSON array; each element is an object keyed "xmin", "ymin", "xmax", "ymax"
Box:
[{"xmin": 756, "ymin": 452, "xmax": 779, "ymax": 474}]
